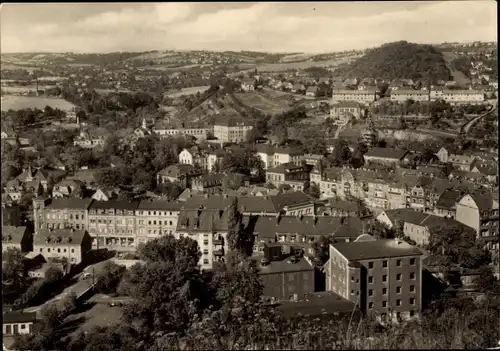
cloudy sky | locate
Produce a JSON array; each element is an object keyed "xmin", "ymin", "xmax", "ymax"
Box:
[{"xmin": 0, "ymin": 2, "xmax": 497, "ymax": 53}]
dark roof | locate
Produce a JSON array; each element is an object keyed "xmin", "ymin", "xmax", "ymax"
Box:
[
  {"xmin": 468, "ymin": 188, "xmax": 495, "ymax": 211},
  {"xmin": 333, "ymin": 239, "xmax": 424, "ymax": 261},
  {"xmin": 325, "ymin": 199, "xmax": 362, "ymax": 212},
  {"xmin": 382, "ymin": 209, "xmax": 428, "ymax": 225},
  {"xmin": 137, "ymin": 199, "xmax": 183, "ymax": 211},
  {"xmin": 271, "ymin": 191, "xmax": 312, "ymax": 210},
  {"xmin": 267, "ymin": 163, "xmax": 311, "ymax": 174},
  {"xmin": 67, "ymin": 169, "xmax": 97, "ymax": 184},
  {"xmin": 331, "ymin": 101, "xmax": 361, "ymax": 108},
  {"xmin": 89, "ymin": 200, "xmax": 140, "ymax": 211},
  {"xmin": 34, "ymin": 229, "xmax": 88, "ymax": 246},
  {"xmin": 277, "ymin": 291, "xmax": 357, "ymax": 318},
  {"xmin": 157, "ymin": 164, "xmax": 198, "ymax": 178},
  {"xmin": 2, "ymin": 226, "xmax": 28, "ymax": 245},
  {"xmin": 176, "ymin": 208, "xmax": 231, "ymax": 232},
  {"xmin": 213, "ymin": 115, "xmax": 250, "ymax": 127},
  {"xmin": 258, "ymin": 257, "xmax": 313, "ymax": 274},
  {"xmin": 364, "ymin": 148, "xmax": 408, "ymax": 160},
  {"xmin": 46, "ymin": 198, "xmax": 94, "ymax": 210},
  {"xmin": 436, "ymin": 189, "xmax": 462, "ymax": 210},
  {"xmin": 3, "ymin": 311, "xmax": 37, "ymax": 324}
]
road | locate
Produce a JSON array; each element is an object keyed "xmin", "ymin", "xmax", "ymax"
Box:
[{"xmin": 461, "ymin": 104, "xmax": 498, "ymax": 134}]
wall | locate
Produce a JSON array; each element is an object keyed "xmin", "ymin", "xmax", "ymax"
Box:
[{"xmin": 260, "ymin": 268, "xmax": 315, "ymax": 300}]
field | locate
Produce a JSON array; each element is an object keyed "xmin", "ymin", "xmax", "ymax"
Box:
[
  {"xmin": 164, "ymin": 85, "xmax": 210, "ymax": 98},
  {"xmin": 234, "ymin": 91, "xmax": 293, "ymax": 114},
  {"xmin": 1, "ymin": 85, "xmax": 57, "ymax": 93},
  {"xmin": 441, "ymin": 52, "xmax": 471, "ymax": 85},
  {"xmin": 252, "ymin": 55, "xmax": 360, "ymax": 72},
  {"xmin": 67, "ymin": 302, "xmax": 124, "ymax": 336},
  {"xmin": 95, "ymin": 88, "xmax": 133, "ymax": 95},
  {"xmin": 1, "ymin": 95, "xmax": 76, "ymax": 111}
]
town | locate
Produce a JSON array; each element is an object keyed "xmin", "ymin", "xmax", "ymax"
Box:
[{"xmin": 1, "ymin": 3, "xmax": 499, "ymax": 351}]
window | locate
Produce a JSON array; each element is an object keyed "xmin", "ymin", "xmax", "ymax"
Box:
[
  {"xmin": 368, "ymin": 262, "xmax": 374, "ymax": 269},
  {"xmin": 410, "ymin": 258, "xmax": 416, "ymax": 265},
  {"xmin": 71, "ymin": 249, "xmax": 75, "ymax": 253},
  {"xmin": 203, "ymin": 259, "xmax": 209, "ymax": 265},
  {"xmin": 351, "ymin": 276, "xmax": 355, "ymax": 282},
  {"xmin": 203, "ymin": 249, "xmax": 209, "ymax": 255},
  {"xmin": 382, "ymin": 260, "xmax": 388, "ymax": 268},
  {"xmin": 48, "ymin": 248, "xmax": 51, "ymax": 252},
  {"xmin": 396, "ymin": 299, "xmax": 401, "ymax": 306},
  {"xmin": 410, "ymin": 298, "xmax": 415, "ymax": 305},
  {"xmin": 396, "ymin": 273, "xmax": 402, "ymax": 281},
  {"xmin": 368, "ymin": 276, "xmax": 373, "ymax": 283},
  {"xmin": 410, "ymin": 272, "xmax": 416, "ymax": 280},
  {"xmin": 382, "ymin": 301, "xmax": 387, "ymax": 308},
  {"xmin": 63, "ymin": 249, "xmax": 67, "ymax": 253},
  {"xmin": 368, "ymin": 289, "xmax": 373, "ymax": 296},
  {"xmin": 351, "ymin": 290, "xmax": 354, "ymax": 295},
  {"xmin": 396, "ymin": 286, "xmax": 402, "ymax": 294},
  {"xmin": 410, "ymin": 311, "xmax": 415, "ymax": 317},
  {"xmin": 57, "ymin": 248, "xmax": 61, "ymax": 253},
  {"xmin": 410, "ymin": 285, "xmax": 415, "ymax": 292},
  {"xmin": 383, "ymin": 275, "xmax": 387, "ymax": 282},
  {"xmin": 382, "ymin": 288, "xmax": 387, "ymax": 295},
  {"xmin": 368, "ymin": 302, "xmax": 373, "ymax": 309},
  {"xmin": 396, "ymin": 259, "xmax": 402, "ymax": 267},
  {"xmin": 20, "ymin": 324, "xmax": 26, "ymax": 329},
  {"xmin": 203, "ymin": 240, "xmax": 209, "ymax": 245},
  {"xmin": 40, "ymin": 248, "xmax": 43, "ymax": 253}
]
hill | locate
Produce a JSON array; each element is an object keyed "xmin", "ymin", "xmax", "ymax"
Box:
[{"xmin": 336, "ymin": 41, "xmax": 452, "ymax": 82}]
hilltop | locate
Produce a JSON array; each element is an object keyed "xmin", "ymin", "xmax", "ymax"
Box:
[{"xmin": 336, "ymin": 41, "xmax": 452, "ymax": 82}]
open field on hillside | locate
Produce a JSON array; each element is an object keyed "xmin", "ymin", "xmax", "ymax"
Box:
[
  {"xmin": 234, "ymin": 91, "xmax": 293, "ymax": 114},
  {"xmin": 165, "ymin": 85, "xmax": 210, "ymax": 98},
  {"xmin": 139, "ymin": 64, "xmax": 213, "ymax": 71},
  {"xmin": 1, "ymin": 95, "xmax": 76, "ymax": 111},
  {"xmin": 1, "ymin": 85, "xmax": 58, "ymax": 94},
  {"xmin": 442, "ymin": 52, "xmax": 471, "ymax": 85},
  {"xmin": 95, "ymin": 88, "xmax": 133, "ymax": 95}
]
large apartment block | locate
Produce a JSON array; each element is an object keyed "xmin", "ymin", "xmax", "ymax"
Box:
[{"xmin": 326, "ymin": 236, "xmax": 424, "ymax": 322}]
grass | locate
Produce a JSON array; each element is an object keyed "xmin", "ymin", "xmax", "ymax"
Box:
[
  {"xmin": 234, "ymin": 91, "xmax": 292, "ymax": 114},
  {"xmin": 1, "ymin": 95, "xmax": 76, "ymax": 111},
  {"xmin": 442, "ymin": 52, "xmax": 471, "ymax": 86},
  {"xmin": 65, "ymin": 302, "xmax": 124, "ymax": 337},
  {"xmin": 164, "ymin": 86, "xmax": 210, "ymax": 98}
]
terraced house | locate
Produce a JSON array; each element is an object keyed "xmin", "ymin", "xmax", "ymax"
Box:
[
  {"xmin": 33, "ymin": 197, "xmax": 93, "ymax": 233},
  {"xmin": 135, "ymin": 199, "xmax": 181, "ymax": 245}
]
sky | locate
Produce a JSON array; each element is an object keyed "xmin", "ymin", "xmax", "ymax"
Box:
[{"xmin": 0, "ymin": 1, "xmax": 497, "ymax": 53}]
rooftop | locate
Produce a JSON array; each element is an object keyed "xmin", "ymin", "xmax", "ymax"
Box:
[
  {"xmin": 333, "ymin": 239, "xmax": 424, "ymax": 261},
  {"xmin": 3, "ymin": 310, "xmax": 37, "ymax": 324},
  {"xmin": 137, "ymin": 199, "xmax": 183, "ymax": 211},
  {"xmin": 34, "ymin": 229, "xmax": 88, "ymax": 246},
  {"xmin": 89, "ymin": 200, "xmax": 140, "ymax": 211},
  {"xmin": 364, "ymin": 148, "xmax": 408, "ymax": 160},
  {"xmin": 257, "ymin": 257, "xmax": 313, "ymax": 275},
  {"xmin": 46, "ymin": 198, "xmax": 94, "ymax": 210},
  {"xmin": 2, "ymin": 226, "xmax": 28, "ymax": 245}
]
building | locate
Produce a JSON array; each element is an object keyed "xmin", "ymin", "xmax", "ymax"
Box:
[
  {"xmin": 332, "ymin": 88, "xmax": 377, "ymax": 105},
  {"xmin": 88, "ymin": 200, "xmax": 140, "ymax": 251},
  {"xmin": 430, "ymin": 88, "xmax": 485, "ymax": 105},
  {"xmin": 455, "ymin": 189, "xmax": 499, "ymax": 251},
  {"xmin": 73, "ymin": 127, "xmax": 108, "ymax": 148},
  {"xmin": 191, "ymin": 174, "xmax": 224, "ymax": 194},
  {"xmin": 52, "ymin": 179, "xmax": 85, "ymax": 199},
  {"xmin": 2, "ymin": 226, "xmax": 32, "ymax": 253},
  {"xmin": 305, "ymin": 86, "xmax": 319, "ymax": 97},
  {"xmin": 241, "ymin": 78, "xmax": 256, "ymax": 92},
  {"xmin": 256, "ymin": 145, "xmax": 304, "ymax": 170},
  {"xmin": 153, "ymin": 125, "xmax": 211, "ymax": 141},
  {"xmin": 135, "ymin": 199, "xmax": 181, "ymax": 245},
  {"xmin": 156, "ymin": 164, "xmax": 201, "ymax": 188},
  {"xmin": 33, "ymin": 197, "xmax": 93, "ymax": 233},
  {"xmin": 325, "ymin": 236, "xmax": 424, "ymax": 322},
  {"xmin": 364, "ymin": 148, "xmax": 409, "ymax": 165},
  {"xmin": 178, "ymin": 147, "xmax": 208, "ymax": 169},
  {"xmin": 448, "ymin": 154, "xmax": 477, "ymax": 172},
  {"xmin": 319, "ymin": 199, "xmax": 370, "ymax": 218},
  {"xmin": 258, "ymin": 255, "xmax": 315, "ymax": 300},
  {"xmin": 206, "ymin": 149, "xmax": 225, "ymax": 172},
  {"xmin": 212, "ymin": 115, "xmax": 253, "ymax": 143},
  {"xmin": 330, "ymin": 101, "xmax": 362, "ymax": 120},
  {"xmin": 303, "ymin": 154, "xmax": 325, "ymax": 167},
  {"xmin": 175, "ymin": 208, "xmax": 231, "ymax": 270},
  {"xmin": 389, "ymin": 88, "xmax": 430, "ymax": 102},
  {"xmin": 3, "ymin": 311, "xmax": 37, "ymax": 336},
  {"xmin": 2, "ymin": 202, "xmax": 22, "ymax": 227},
  {"xmin": 33, "ymin": 229, "xmax": 92, "ymax": 264},
  {"xmin": 266, "ymin": 163, "xmax": 312, "ymax": 191}
]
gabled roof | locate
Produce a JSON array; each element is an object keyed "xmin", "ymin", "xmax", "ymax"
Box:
[
  {"xmin": 436, "ymin": 189, "xmax": 462, "ymax": 210},
  {"xmin": 467, "ymin": 188, "xmax": 495, "ymax": 211},
  {"xmin": 90, "ymin": 200, "xmax": 140, "ymax": 211},
  {"xmin": 364, "ymin": 148, "xmax": 408, "ymax": 160},
  {"xmin": 2, "ymin": 226, "xmax": 28, "ymax": 245},
  {"xmin": 176, "ymin": 208, "xmax": 231, "ymax": 232},
  {"xmin": 258, "ymin": 257, "xmax": 314, "ymax": 275},
  {"xmin": 157, "ymin": 164, "xmax": 198, "ymax": 178},
  {"xmin": 137, "ymin": 199, "xmax": 183, "ymax": 211},
  {"xmin": 46, "ymin": 198, "xmax": 94, "ymax": 210},
  {"xmin": 3, "ymin": 311, "xmax": 37, "ymax": 324},
  {"xmin": 333, "ymin": 239, "xmax": 424, "ymax": 261},
  {"xmin": 267, "ymin": 163, "xmax": 311, "ymax": 174}
]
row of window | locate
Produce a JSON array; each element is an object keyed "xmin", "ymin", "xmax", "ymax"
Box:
[
  {"xmin": 368, "ymin": 298, "xmax": 416, "ymax": 309},
  {"xmin": 46, "ymin": 213, "xmax": 85, "ymax": 220},
  {"xmin": 367, "ymin": 285, "xmax": 416, "ymax": 296},
  {"xmin": 368, "ymin": 258, "xmax": 416, "ymax": 269},
  {"xmin": 90, "ymin": 219, "xmax": 134, "ymax": 224},
  {"xmin": 39, "ymin": 247, "xmax": 76, "ymax": 253},
  {"xmin": 368, "ymin": 272, "xmax": 416, "ymax": 283}
]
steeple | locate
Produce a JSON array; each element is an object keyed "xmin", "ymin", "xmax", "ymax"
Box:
[{"xmin": 142, "ymin": 118, "xmax": 147, "ymax": 130}]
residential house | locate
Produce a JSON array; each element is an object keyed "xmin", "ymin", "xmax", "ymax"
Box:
[
  {"xmin": 305, "ymin": 86, "xmax": 319, "ymax": 97},
  {"xmin": 4, "ymin": 179, "xmax": 28, "ymax": 202},
  {"xmin": 191, "ymin": 174, "xmax": 224, "ymax": 194},
  {"xmin": 364, "ymin": 148, "xmax": 408, "ymax": 165},
  {"xmin": 206, "ymin": 149, "xmax": 225, "ymax": 172},
  {"xmin": 3, "ymin": 311, "xmax": 37, "ymax": 336},
  {"xmin": 256, "ymin": 145, "xmax": 304, "ymax": 170},
  {"xmin": 175, "ymin": 208, "xmax": 232, "ymax": 269},
  {"xmin": 2, "ymin": 202, "xmax": 22, "ymax": 226},
  {"xmin": 330, "ymin": 101, "xmax": 362, "ymax": 121},
  {"xmin": 178, "ymin": 147, "xmax": 208, "ymax": 169},
  {"xmin": 325, "ymin": 236, "xmax": 424, "ymax": 321},
  {"xmin": 73, "ymin": 127, "xmax": 108, "ymax": 148},
  {"xmin": 241, "ymin": 78, "xmax": 256, "ymax": 92},
  {"xmin": 33, "ymin": 197, "xmax": 93, "ymax": 233},
  {"xmin": 52, "ymin": 179, "xmax": 85, "ymax": 199},
  {"xmin": 303, "ymin": 154, "xmax": 325, "ymax": 167},
  {"xmin": 471, "ymin": 160, "xmax": 498, "ymax": 184},
  {"xmin": 92, "ymin": 188, "xmax": 120, "ymax": 201},
  {"xmin": 291, "ymin": 84, "xmax": 306, "ymax": 94},
  {"xmin": 319, "ymin": 199, "xmax": 370, "ymax": 218},
  {"xmin": 266, "ymin": 163, "xmax": 312, "ymax": 191},
  {"xmin": 135, "ymin": 199, "xmax": 182, "ymax": 245},
  {"xmin": 156, "ymin": 164, "xmax": 201, "ymax": 188},
  {"xmin": 430, "ymin": 89, "xmax": 485, "ymax": 105},
  {"xmin": 212, "ymin": 115, "xmax": 253, "ymax": 144},
  {"xmin": 67, "ymin": 168, "xmax": 98, "ymax": 190},
  {"xmin": 258, "ymin": 255, "xmax": 315, "ymax": 300},
  {"xmin": 2, "ymin": 226, "xmax": 32, "ymax": 253},
  {"xmin": 16, "ymin": 165, "xmax": 65, "ymax": 192},
  {"xmin": 455, "ymin": 188, "xmax": 499, "ymax": 251},
  {"xmin": 389, "ymin": 88, "xmax": 430, "ymax": 102},
  {"xmin": 34, "ymin": 229, "xmax": 92, "ymax": 264},
  {"xmin": 434, "ymin": 189, "xmax": 463, "ymax": 218},
  {"xmin": 87, "ymin": 200, "xmax": 140, "ymax": 251},
  {"xmin": 448, "ymin": 154, "xmax": 477, "ymax": 172}
]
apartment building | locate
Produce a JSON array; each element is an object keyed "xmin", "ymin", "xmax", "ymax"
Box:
[
  {"xmin": 175, "ymin": 208, "xmax": 231, "ymax": 270},
  {"xmin": 256, "ymin": 145, "xmax": 304, "ymax": 170},
  {"xmin": 33, "ymin": 229, "xmax": 92, "ymax": 264},
  {"xmin": 88, "ymin": 200, "xmax": 140, "ymax": 251},
  {"xmin": 178, "ymin": 147, "xmax": 204, "ymax": 168},
  {"xmin": 455, "ymin": 189, "xmax": 499, "ymax": 251},
  {"xmin": 33, "ymin": 197, "xmax": 93, "ymax": 233},
  {"xmin": 2, "ymin": 226, "xmax": 32, "ymax": 253},
  {"xmin": 330, "ymin": 101, "xmax": 362, "ymax": 120},
  {"xmin": 135, "ymin": 199, "xmax": 182, "ymax": 245},
  {"xmin": 213, "ymin": 115, "xmax": 253, "ymax": 143},
  {"xmin": 332, "ymin": 88, "xmax": 377, "ymax": 105},
  {"xmin": 363, "ymin": 148, "xmax": 409, "ymax": 165},
  {"xmin": 325, "ymin": 237, "xmax": 424, "ymax": 322},
  {"xmin": 152, "ymin": 122, "xmax": 211, "ymax": 141},
  {"xmin": 389, "ymin": 88, "xmax": 430, "ymax": 102},
  {"xmin": 156, "ymin": 164, "xmax": 202, "ymax": 188},
  {"xmin": 206, "ymin": 149, "xmax": 225, "ymax": 172},
  {"xmin": 3, "ymin": 311, "xmax": 37, "ymax": 336},
  {"xmin": 266, "ymin": 163, "xmax": 312, "ymax": 191},
  {"xmin": 430, "ymin": 89, "xmax": 485, "ymax": 105}
]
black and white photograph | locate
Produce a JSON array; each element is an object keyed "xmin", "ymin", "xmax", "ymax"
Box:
[{"xmin": 1, "ymin": 1, "xmax": 499, "ymax": 350}]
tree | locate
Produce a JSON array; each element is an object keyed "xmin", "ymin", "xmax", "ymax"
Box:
[
  {"xmin": 45, "ymin": 265, "xmax": 64, "ymax": 284},
  {"xmin": 330, "ymin": 139, "xmax": 352, "ymax": 166},
  {"xmin": 2, "ymin": 247, "xmax": 25, "ymax": 283},
  {"xmin": 312, "ymin": 235, "xmax": 335, "ymax": 267},
  {"xmin": 95, "ymin": 261, "xmax": 126, "ymax": 295},
  {"xmin": 307, "ymin": 183, "xmax": 321, "ymax": 199}
]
